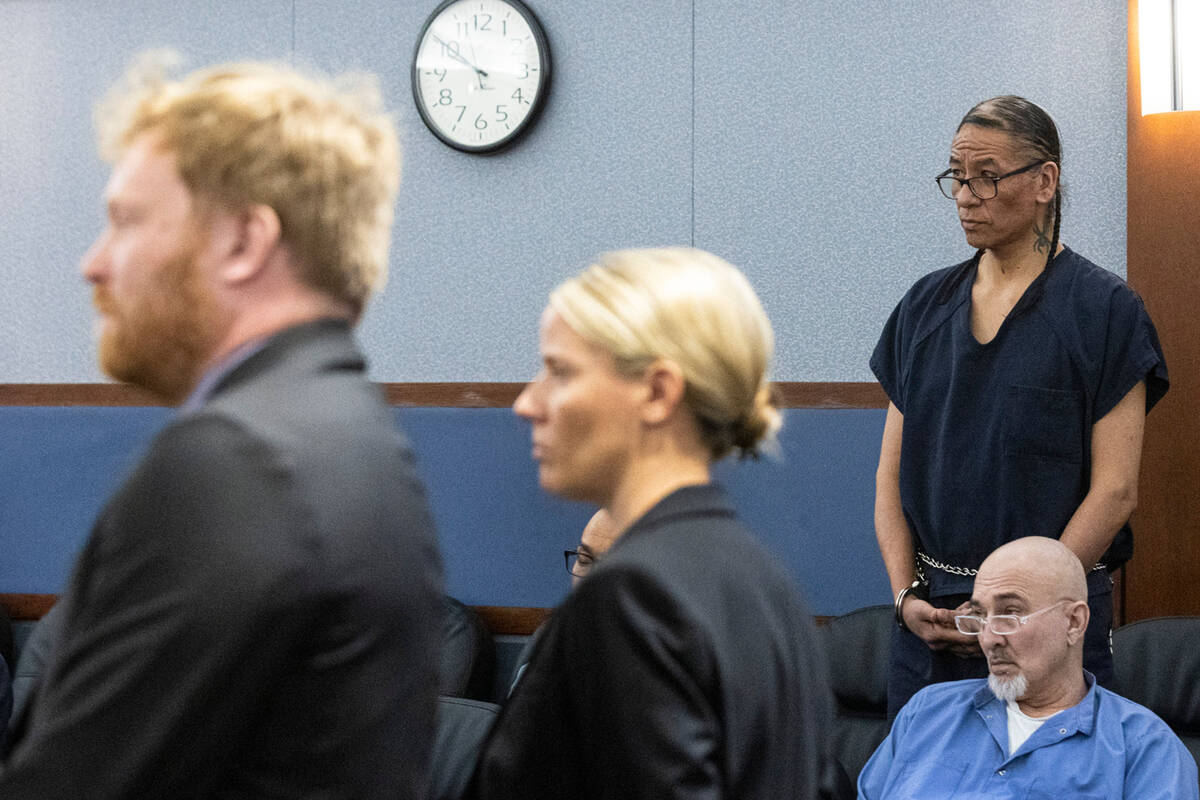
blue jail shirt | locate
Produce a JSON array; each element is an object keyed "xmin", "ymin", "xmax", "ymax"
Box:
[
  {"xmin": 870, "ymin": 247, "xmax": 1168, "ymax": 596},
  {"xmin": 857, "ymin": 672, "xmax": 1198, "ymax": 799}
]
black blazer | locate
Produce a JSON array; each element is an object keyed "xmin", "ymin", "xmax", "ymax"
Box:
[
  {"xmin": 472, "ymin": 484, "xmax": 834, "ymax": 800},
  {"xmin": 0, "ymin": 320, "xmax": 445, "ymax": 799}
]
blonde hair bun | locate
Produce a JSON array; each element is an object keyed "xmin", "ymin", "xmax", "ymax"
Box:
[{"xmin": 730, "ymin": 384, "xmax": 782, "ymax": 457}]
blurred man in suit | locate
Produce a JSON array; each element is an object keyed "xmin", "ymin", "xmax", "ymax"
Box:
[{"xmin": 0, "ymin": 55, "xmax": 444, "ymax": 799}]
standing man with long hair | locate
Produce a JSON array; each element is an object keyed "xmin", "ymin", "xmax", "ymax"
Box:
[{"xmin": 871, "ymin": 96, "xmax": 1168, "ymax": 718}]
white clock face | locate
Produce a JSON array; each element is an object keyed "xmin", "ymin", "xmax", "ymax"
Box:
[{"xmin": 413, "ymin": 0, "xmax": 549, "ymax": 152}]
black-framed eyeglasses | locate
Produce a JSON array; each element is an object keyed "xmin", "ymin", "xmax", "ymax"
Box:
[
  {"xmin": 935, "ymin": 161, "xmax": 1043, "ymax": 200},
  {"xmin": 564, "ymin": 549, "xmax": 597, "ymax": 578}
]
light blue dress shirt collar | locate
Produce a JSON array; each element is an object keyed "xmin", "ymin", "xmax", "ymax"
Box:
[
  {"xmin": 177, "ymin": 336, "xmax": 268, "ymax": 416},
  {"xmin": 970, "ymin": 672, "xmax": 1096, "ymax": 762}
]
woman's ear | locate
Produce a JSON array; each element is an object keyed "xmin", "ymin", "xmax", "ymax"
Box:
[{"xmin": 639, "ymin": 359, "xmax": 687, "ymax": 426}]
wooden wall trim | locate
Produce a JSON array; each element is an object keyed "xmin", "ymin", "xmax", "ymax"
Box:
[
  {"xmin": 383, "ymin": 383, "xmax": 525, "ymax": 407},
  {"xmin": 775, "ymin": 382, "xmax": 887, "ymax": 409},
  {"xmin": 0, "ymin": 594, "xmax": 57, "ymax": 621},
  {"xmin": 0, "ymin": 382, "xmax": 888, "ymax": 409},
  {"xmin": 472, "ymin": 605, "xmax": 553, "ymax": 636},
  {"xmin": 0, "ymin": 384, "xmax": 161, "ymax": 407}
]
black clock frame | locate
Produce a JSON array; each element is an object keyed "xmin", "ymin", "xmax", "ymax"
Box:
[{"xmin": 411, "ymin": 0, "xmax": 552, "ymax": 154}]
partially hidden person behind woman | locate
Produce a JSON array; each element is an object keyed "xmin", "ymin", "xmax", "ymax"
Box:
[
  {"xmin": 470, "ymin": 247, "xmax": 834, "ymax": 800},
  {"xmin": 871, "ymin": 95, "xmax": 1169, "ymax": 719}
]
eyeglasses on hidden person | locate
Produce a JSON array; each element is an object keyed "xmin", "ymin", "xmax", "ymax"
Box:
[
  {"xmin": 954, "ymin": 600, "xmax": 1069, "ymax": 636},
  {"xmin": 564, "ymin": 549, "xmax": 597, "ymax": 578},
  {"xmin": 935, "ymin": 161, "xmax": 1043, "ymax": 200}
]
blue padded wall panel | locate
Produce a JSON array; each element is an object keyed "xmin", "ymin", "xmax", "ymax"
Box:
[
  {"xmin": 0, "ymin": 406, "xmax": 888, "ymax": 615},
  {"xmin": 716, "ymin": 409, "xmax": 889, "ymax": 616},
  {"xmin": 0, "ymin": 407, "xmax": 170, "ymax": 591},
  {"xmin": 399, "ymin": 407, "xmax": 594, "ymax": 609}
]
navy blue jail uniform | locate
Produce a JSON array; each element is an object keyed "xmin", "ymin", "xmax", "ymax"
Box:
[{"xmin": 870, "ymin": 246, "xmax": 1168, "ymax": 716}]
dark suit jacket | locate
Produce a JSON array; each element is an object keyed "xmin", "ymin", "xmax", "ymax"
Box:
[
  {"xmin": 0, "ymin": 320, "xmax": 445, "ymax": 799},
  {"xmin": 472, "ymin": 484, "xmax": 834, "ymax": 800}
]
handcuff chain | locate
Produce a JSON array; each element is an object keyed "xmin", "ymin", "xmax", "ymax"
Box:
[
  {"xmin": 917, "ymin": 549, "xmax": 1106, "ymax": 577},
  {"xmin": 917, "ymin": 551, "xmax": 977, "ymax": 577}
]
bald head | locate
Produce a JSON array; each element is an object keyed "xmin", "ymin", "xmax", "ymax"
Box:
[
  {"xmin": 977, "ymin": 537, "xmax": 1088, "ymax": 606},
  {"xmin": 572, "ymin": 509, "xmax": 622, "ymax": 587},
  {"xmin": 580, "ymin": 509, "xmax": 621, "ymax": 557},
  {"xmin": 971, "ymin": 537, "xmax": 1092, "ymax": 710}
]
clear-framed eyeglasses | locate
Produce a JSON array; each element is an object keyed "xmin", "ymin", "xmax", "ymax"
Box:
[
  {"xmin": 954, "ymin": 600, "xmax": 1069, "ymax": 636},
  {"xmin": 935, "ymin": 161, "xmax": 1043, "ymax": 200},
  {"xmin": 564, "ymin": 549, "xmax": 597, "ymax": 578}
]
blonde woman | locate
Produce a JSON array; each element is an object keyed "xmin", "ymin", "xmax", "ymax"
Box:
[{"xmin": 472, "ymin": 248, "xmax": 833, "ymax": 800}]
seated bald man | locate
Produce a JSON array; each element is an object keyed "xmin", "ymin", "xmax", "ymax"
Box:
[
  {"xmin": 510, "ymin": 510, "xmax": 622, "ymax": 696},
  {"xmin": 858, "ymin": 536, "xmax": 1197, "ymax": 799}
]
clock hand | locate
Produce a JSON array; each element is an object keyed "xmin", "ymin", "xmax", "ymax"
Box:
[
  {"xmin": 431, "ymin": 34, "xmax": 489, "ymax": 80},
  {"xmin": 469, "ymin": 44, "xmax": 492, "ymax": 90}
]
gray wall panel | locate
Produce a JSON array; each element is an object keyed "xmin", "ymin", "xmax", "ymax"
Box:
[
  {"xmin": 295, "ymin": 0, "xmax": 693, "ymax": 380},
  {"xmin": 0, "ymin": 1, "xmax": 293, "ymax": 382},
  {"xmin": 694, "ymin": 0, "xmax": 1127, "ymax": 380},
  {"xmin": 0, "ymin": 1, "xmax": 1124, "ymax": 382}
]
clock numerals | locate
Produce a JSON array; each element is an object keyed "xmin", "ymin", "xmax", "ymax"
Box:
[
  {"xmin": 455, "ymin": 14, "xmax": 502, "ymax": 35},
  {"xmin": 413, "ymin": 0, "xmax": 550, "ymax": 152}
]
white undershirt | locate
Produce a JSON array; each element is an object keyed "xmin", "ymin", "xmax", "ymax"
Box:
[{"xmin": 1005, "ymin": 699, "xmax": 1054, "ymax": 755}]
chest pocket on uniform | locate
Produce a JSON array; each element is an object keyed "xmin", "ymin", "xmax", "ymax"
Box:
[
  {"xmin": 890, "ymin": 758, "xmax": 968, "ymax": 797},
  {"xmin": 1026, "ymin": 790, "xmax": 1105, "ymax": 800},
  {"xmin": 1002, "ymin": 385, "xmax": 1084, "ymax": 463}
]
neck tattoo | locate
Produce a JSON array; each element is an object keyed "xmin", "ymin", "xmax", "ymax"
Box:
[{"xmin": 1033, "ymin": 222, "xmax": 1052, "ymax": 254}]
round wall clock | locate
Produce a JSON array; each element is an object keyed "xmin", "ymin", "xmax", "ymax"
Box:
[{"xmin": 412, "ymin": 0, "xmax": 551, "ymax": 153}]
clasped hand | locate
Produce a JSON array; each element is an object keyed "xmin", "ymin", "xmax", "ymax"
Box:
[{"xmin": 901, "ymin": 597, "xmax": 981, "ymax": 658}]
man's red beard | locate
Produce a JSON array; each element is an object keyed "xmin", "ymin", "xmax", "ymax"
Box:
[{"xmin": 93, "ymin": 238, "xmax": 224, "ymax": 405}]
